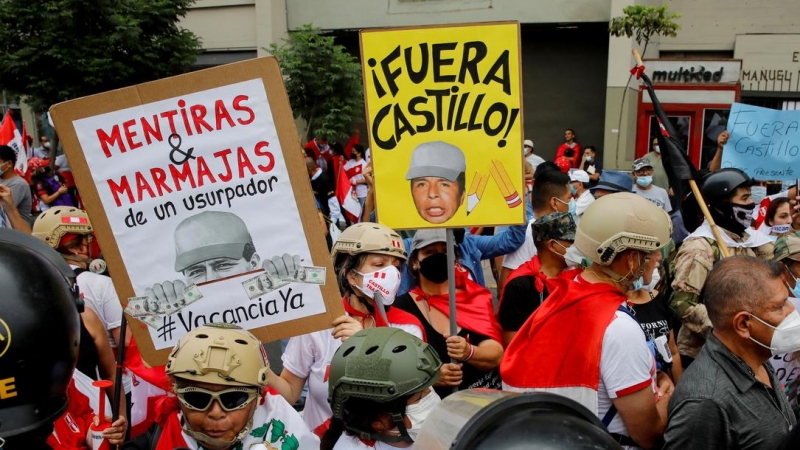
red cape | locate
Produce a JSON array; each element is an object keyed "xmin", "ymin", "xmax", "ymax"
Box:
[
  {"xmin": 501, "ymin": 276, "xmax": 625, "ymax": 390},
  {"xmin": 409, "ymin": 267, "xmax": 503, "ymax": 343}
]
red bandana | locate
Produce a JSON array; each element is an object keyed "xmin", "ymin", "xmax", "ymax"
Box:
[
  {"xmin": 409, "ymin": 268, "xmax": 503, "ymax": 343},
  {"xmin": 341, "ymin": 296, "xmax": 426, "ymax": 341}
]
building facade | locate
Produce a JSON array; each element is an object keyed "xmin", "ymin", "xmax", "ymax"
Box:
[{"xmin": 181, "ymin": 0, "xmax": 800, "ymax": 171}]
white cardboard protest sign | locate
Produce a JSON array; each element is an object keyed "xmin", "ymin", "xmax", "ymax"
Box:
[{"xmin": 50, "ymin": 58, "xmax": 343, "ymax": 365}]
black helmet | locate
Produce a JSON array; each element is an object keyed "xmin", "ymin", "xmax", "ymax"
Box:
[
  {"xmin": 0, "ymin": 229, "xmax": 81, "ymax": 439},
  {"xmin": 700, "ymin": 168, "xmax": 754, "ymax": 205},
  {"xmin": 416, "ymin": 390, "xmax": 622, "ymax": 450}
]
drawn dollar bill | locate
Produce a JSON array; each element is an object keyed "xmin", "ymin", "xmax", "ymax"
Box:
[
  {"xmin": 125, "ymin": 297, "xmax": 150, "ymax": 317},
  {"xmin": 294, "ymin": 266, "xmax": 326, "ymax": 285},
  {"xmin": 242, "ymin": 273, "xmax": 287, "ymax": 300}
]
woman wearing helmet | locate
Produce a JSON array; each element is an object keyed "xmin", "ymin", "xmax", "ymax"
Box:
[
  {"xmin": 123, "ymin": 323, "xmax": 318, "ymax": 450},
  {"xmin": 267, "ymin": 223, "xmax": 428, "ymax": 438},
  {"xmin": 321, "ymin": 328, "xmax": 442, "ymax": 450}
]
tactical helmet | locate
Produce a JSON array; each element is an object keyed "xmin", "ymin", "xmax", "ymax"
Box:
[
  {"xmin": 32, "ymin": 206, "xmax": 93, "ymax": 249},
  {"xmin": 328, "ymin": 327, "xmax": 441, "ymax": 420},
  {"xmin": 166, "ymin": 323, "xmax": 269, "ymax": 389},
  {"xmin": 574, "ymin": 192, "xmax": 672, "ymax": 266},
  {"xmin": 0, "ymin": 229, "xmax": 81, "ymax": 439},
  {"xmin": 331, "ymin": 222, "xmax": 407, "ymax": 269},
  {"xmin": 700, "ymin": 168, "xmax": 754, "ymax": 205}
]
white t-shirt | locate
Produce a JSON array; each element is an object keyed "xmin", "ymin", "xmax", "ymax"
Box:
[
  {"xmin": 333, "ymin": 434, "xmax": 407, "ymax": 450},
  {"xmin": 282, "ymin": 323, "xmax": 423, "ymax": 434},
  {"xmin": 633, "ymin": 185, "xmax": 672, "ymax": 213},
  {"xmin": 525, "ymin": 154, "xmax": 545, "ymax": 170},
  {"xmin": 502, "ymin": 216, "xmax": 537, "ymax": 270},
  {"xmin": 74, "ymin": 269, "xmax": 123, "ymax": 344},
  {"xmin": 597, "ymin": 310, "xmax": 659, "ymax": 437}
]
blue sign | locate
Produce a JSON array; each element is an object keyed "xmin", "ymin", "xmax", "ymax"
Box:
[{"xmin": 722, "ymin": 102, "xmax": 800, "ymax": 181}]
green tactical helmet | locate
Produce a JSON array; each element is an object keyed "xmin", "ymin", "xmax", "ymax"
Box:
[{"xmin": 328, "ymin": 327, "xmax": 442, "ymax": 419}]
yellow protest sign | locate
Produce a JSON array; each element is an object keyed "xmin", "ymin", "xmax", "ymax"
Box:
[{"xmin": 360, "ymin": 22, "xmax": 524, "ymax": 230}]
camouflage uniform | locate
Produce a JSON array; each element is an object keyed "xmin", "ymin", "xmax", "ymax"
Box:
[
  {"xmin": 670, "ymin": 228, "xmax": 774, "ymax": 359},
  {"xmin": 774, "ymin": 230, "xmax": 800, "ymax": 264}
]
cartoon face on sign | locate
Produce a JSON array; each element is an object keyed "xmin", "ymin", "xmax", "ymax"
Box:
[
  {"xmin": 174, "ymin": 211, "xmax": 261, "ymax": 284},
  {"xmin": 406, "ymin": 141, "xmax": 466, "ymax": 224}
]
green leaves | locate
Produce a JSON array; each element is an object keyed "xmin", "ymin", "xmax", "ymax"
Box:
[
  {"xmin": 265, "ymin": 24, "xmax": 363, "ymax": 141},
  {"xmin": 608, "ymin": 4, "xmax": 681, "ymax": 47},
  {"xmin": 0, "ymin": 0, "xmax": 201, "ymax": 111}
]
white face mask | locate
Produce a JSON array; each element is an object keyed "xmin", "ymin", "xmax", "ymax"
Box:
[
  {"xmin": 772, "ymin": 224, "xmax": 792, "ymax": 235},
  {"xmin": 653, "ymin": 145, "xmax": 660, "ymax": 153},
  {"xmin": 564, "ymin": 244, "xmax": 590, "ymax": 269},
  {"xmin": 355, "ymin": 265, "xmax": 402, "ymax": 305},
  {"xmin": 44, "ymin": 142, "xmax": 51, "ymax": 149},
  {"xmin": 405, "ymin": 389, "xmax": 440, "ymax": 441},
  {"xmin": 750, "ymin": 186, "xmax": 768, "ymax": 205},
  {"xmin": 750, "ymin": 308, "xmax": 800, "ymax": 355}
]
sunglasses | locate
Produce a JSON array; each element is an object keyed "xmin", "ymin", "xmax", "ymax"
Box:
[{"xmin": 176, "ymin": 387, "xmax": 259, "ymax": 412}]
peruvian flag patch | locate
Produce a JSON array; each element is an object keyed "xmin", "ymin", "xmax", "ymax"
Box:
[{"xmin": 62, "ymin": 216, "xmax": 88, "ymax": 224}]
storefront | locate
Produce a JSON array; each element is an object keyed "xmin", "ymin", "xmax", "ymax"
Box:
[{"xmin": 635, "ymin": 60, "xmax": 742, "ymax": 169}]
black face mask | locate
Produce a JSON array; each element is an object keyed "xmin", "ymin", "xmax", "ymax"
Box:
[{"xmin": 418, "ymin": 252, "xmax": 449, "ymax": 284}]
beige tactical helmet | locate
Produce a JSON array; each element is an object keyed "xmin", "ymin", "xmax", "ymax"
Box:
[
  {"xmin": 574, "ymin": 192, "xmax": 672, "ymax": 266},
  {"xmin": 331, "ymin": 222, "xmax": 407, "ymax": 268},
  {"xmin": 32, "ymin": 206, "xmax": 93, "ymax": 249},
  {"xmin": 166, "ymin": 323, "xmax": 269, "ymax": 389}
]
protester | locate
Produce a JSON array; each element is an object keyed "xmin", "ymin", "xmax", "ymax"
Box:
[
  {"xmin": 0, "ymin": 229, "xmax": 123, "ymax": 448},
  {"xmin": 523, "ymin": 139, "xmax": 544, "ymax": 171},
  {"xmin": 269, "ymin": 223, "xmax": 425, "ymax": 437},
  {"xmin": 628, "ymin": 249, "xmax": 683, "ymax": 383},
  {"xmin": 555, "ymin": 128, "xmax": 581, "ymax": 168},
  {"xmin": 32, "ymin": 164, "xmax": 78, "ymax": 208},
  {"xmin": 643, "ymin": 137, "xmax": 670, "ymax": 192},
  {"xmin": 497, "ymin": 212, "xmax": 582, "ymax": 346},
  {"xmin": 32, "ymin": 206, "xmax": 132, "ymax": 417},
  {"xmin": 395, "ymin": 229, "xmax": 504, "ymax": 398},
  {"xmin": 569, "ymin": 169, "xmax": 594, "ymax": 225},
  {"xmin": 671, "ymin": 168, "xmax": 774, "ymax": 367},
  {"xmin": 501, "ymin": 162, "xmax": 572, "ymax": 275},
  {"xmin": 590, "ymin": 170, "xmax": 633, "ymax": 199},
  {"xmin": 0, "ymin": 184, "xmax": 31, "ymax": 232},
  {"xmin": 123, "ymin": 324, "xmax": 318, "ymax": 449},
  {"xmin": 502, "ymin": 193, "xmax": 674, "ymax": 449},
  {"xmin": 632, "ymin": 157, "xmax": 671, "ymax": 213},
  {"xmin": 580, "ymin": 145, "xmax": 602, "ymax": 187},
  {"xmin": 307, "ymin": 156, "xmax": 346, "ymax": 231},
  {"xmin": 321, "ymin": 328, "xmax": 442, "ymax": 450},
  {"xmin": 343, "ymin": 144, "xmax": 369, "ymax": 212},
  {"xmin": 663, "ymin": 256, "xmax": 797, "ymax": 449},
  {"xmin": 33, "ymin": 135, "xmax": 51, "ymax": 159},
  {"xmin": 0, "ymin": 144, "xmax": 33, "ymax": 225},
  {"xmin": 772, "ymin": 231, "xmax": 800, "ymax": 418},
  {"xmin": 764, "ymin": 197, "xmax": 794, "ymax": 237}
]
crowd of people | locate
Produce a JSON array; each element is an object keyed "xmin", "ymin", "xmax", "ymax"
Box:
[
  {"xmin": 2, "ymin": 124, "xmax": 800, "ymax": 450},
  {"xmin": 0, "ymin": 134, "xmax": 80, "ymax": 232}
]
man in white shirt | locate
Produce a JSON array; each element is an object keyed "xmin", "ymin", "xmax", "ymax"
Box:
[
  {"xmin": 524, "ymin": 139, "xmax": 545, "ymax": 170},
  {"xmin": 569, "ymin": 169, "xmax": 594, "ymax": 226}
]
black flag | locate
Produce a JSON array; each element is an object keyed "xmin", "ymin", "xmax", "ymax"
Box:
[{"xmin": 638, "ymin": 71, "xmax": 698, "ymax": 212}]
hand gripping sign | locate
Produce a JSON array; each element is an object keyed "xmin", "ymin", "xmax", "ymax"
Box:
[{"xmin": 49, "ymin": 58, "xmax": 344, "ymax": 365}]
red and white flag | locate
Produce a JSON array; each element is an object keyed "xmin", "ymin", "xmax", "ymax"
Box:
[
  {"xmin": 0, "ymin": 112, "xmax": 27, "ymax": 175},
  {"xmin": 62, "ymin": 216, "xmax": 88, "ymax": 224},
  {"xmin": 336, "ymin": 163, "xmax": 362, "ymax": 223}
]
